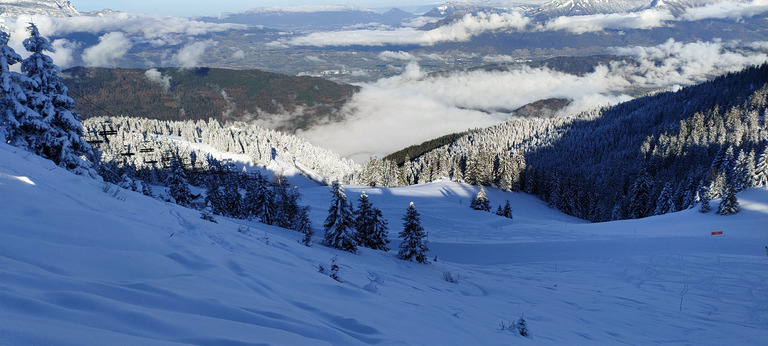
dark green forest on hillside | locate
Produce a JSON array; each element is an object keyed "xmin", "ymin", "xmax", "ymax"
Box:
[{"xmin": 63, "ymin": 67, "xmax": 359, "ymax": 132}]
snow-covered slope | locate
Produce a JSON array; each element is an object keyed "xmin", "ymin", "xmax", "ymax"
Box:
[
  {"xmin": 2, "ymin": 142, "xmax": 767, "ymax": 344},
  {"xmin": 0, "ymin": 0, "xmax": 79, "ymax": 18}
]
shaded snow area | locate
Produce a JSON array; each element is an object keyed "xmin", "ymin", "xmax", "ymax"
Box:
[{"xmin": 1, "ymin": 142, "xmax": 767, "ymax": 345}]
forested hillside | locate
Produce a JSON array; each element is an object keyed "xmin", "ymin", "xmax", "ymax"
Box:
[
  {"xmin": 63, "ymin": 67, "xmax": 359, "ymax": 132},
  {"xmin": 354, "ymin": 64, "xmax": 768, "ymax": 222},
  {"xmin": 83, "ymin": 116, "xmax": 358, "ymax": 185}
]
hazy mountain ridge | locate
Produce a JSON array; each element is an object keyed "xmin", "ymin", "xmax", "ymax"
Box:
[{"xmin": 199, "ymin": 6, "xmax": 416, "ymax": 31}]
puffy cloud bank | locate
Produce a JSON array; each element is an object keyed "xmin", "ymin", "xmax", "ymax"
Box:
[
  {"xmin": 289, "ymin": 12, "xmax": 530, "ymax": 47},
  {"xmin": 173, "ymin": 40, "xmax": 215, "ymax": 68},
  {"xmin": 82, "ymin": 32, "xmax": 132, "ymax": 67},
  {"xmin": 539, "ymin": 8, "xmax": 675, "ymax": 34},
  {"xmin": 298, "ymin": 39, "xmax": 768, "ymax": 161},
  {"xmin": 682, "ymin": 0, "xmax": 768, "ymax": 21}
]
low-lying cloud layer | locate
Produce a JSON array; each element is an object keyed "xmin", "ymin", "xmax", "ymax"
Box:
[
  {"xmin": 298, "ymin": 39, "xmax": 768, "ymax": 162},
  {"xmin": 289, "ymin": 12, "xmax": 530, "ymax": 47},
  {"xmin": 287, "ymin": 0, "xmax": 768, "ymax": 47}
]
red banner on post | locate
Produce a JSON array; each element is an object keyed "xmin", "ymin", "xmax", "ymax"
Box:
[{"xmin": 711, "ymin": 231, "xmax": 723, "ymax": 235}]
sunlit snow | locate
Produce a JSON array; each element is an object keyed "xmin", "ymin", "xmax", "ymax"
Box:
[{"xmin": 1, "ymin": 142, "xmax": 766, "ymax": 344}]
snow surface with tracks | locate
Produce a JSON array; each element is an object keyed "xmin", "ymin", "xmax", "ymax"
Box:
[{"xmin": 1, "ymin": 142, "xmax": 767, "ymax": 345}]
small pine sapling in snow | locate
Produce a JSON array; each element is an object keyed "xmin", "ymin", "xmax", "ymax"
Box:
[
  {"xmin": 319, "ymin": 255, "xmax": 342, "ymax": 282},
  {"xmin": 515, "ymin": 315, "xmax": 529, "ymax": 337},
  {"xmin": 300, "ymin": 224, "xmax": 313, "ymax": 247},
  {"xmin": 442, "ymin": 270, "xmax": 459, "ymax": 284},
  {"xmin": 501, "ymin": 200, "xmax": 513, "ymax": 219},
  {"xmin": 329, "ymin": 256, "xmax": 340, "ymax": 282},
  {"xmin": 200, "ymin": 208, "xmax": 217, "ymax": 223}
]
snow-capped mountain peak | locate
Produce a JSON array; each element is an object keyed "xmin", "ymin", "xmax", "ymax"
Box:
[
  {"xmin": 0, "ymin": 0, "xmax": 80, "ymax": 18},
  {"xmin": 534, "ymin": 0, "xmax": 649, "ymax": 17}
]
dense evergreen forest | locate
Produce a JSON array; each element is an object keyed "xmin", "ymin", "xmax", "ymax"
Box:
[
  {"xmin": 353, "ymin": 64, "xmax": 768, "ymax": 222},
  {"xmin": 63, "ymin": 67, "xmax": 359, "ymax": 132}
]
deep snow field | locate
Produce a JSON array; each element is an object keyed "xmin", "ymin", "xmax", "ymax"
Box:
[{"xmin": 1, "ymin": 141, "xmax": 767, "ymax": 345}]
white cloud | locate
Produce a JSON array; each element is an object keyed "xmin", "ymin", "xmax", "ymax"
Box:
[
  {"xmin": 682, "ymin": 0, "xmax": 768, "ymax": 21},
  {"xmin": 144, "ymin": 68, "xmax": 171, "ymax": 91},
  {"xmin": 482, "ymin": 55, "xmax": 517, "ymax": 64},
  {"xmin": 401, "ymin": 16, "xmax": 441, "ymax": 28},
  {"xmin": 49, "ymin": 39, "xmax": 79, "ymax": 68},
  {"xmin": 610, "ymin": 39, "xmax": 768, "ymax": 88},
  {"xmin": 420, "ymin": 53, "xmax": 446, "ymax": 61},
  {"xmin": 298, "ymin": 40, "xmax": 768, "ymax": 162},
  {"xmin": 7, "ymin": 12, "xmax": 242, "ymax": 40},
  {"xmin": 304, "ymin": 55, "xmax": 326, "ymax": 63},
  {"xmin": 539, "ymin": 8, "xmax": 675, "ymax": 34},
  {"xmin": 172, "ymin": 40, "xmax": 214, "ymax": 68},
  {"xmin": 232, "ymin": 49, "xmax": 245, "ymax": 60},
  {"xmin": 378, "ymin": 51, "xmax": 420, "ymax": 62},
  {"xmin": 82, "ymin": 32, "xmax": 132, "ymax": 67},
  {"xmin": 289, "ymin": 12, "xmax": 530, "ymax": 47}
]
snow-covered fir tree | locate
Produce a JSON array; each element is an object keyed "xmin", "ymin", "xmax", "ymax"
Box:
[
  {"xmin": 0, "ymin": 29, "xmax": 30, "ymax": 146},
  {"xmin": 495, "ymin": 200, "xmax": 513, "ymax": 219},
  {"xmin": 654, "ymin": 183, "xmax": 676, "ymax": 215},
  {"xmin": 398, "ymin": 202, "xmax": 429, "ymax": 263},
  {"xmin": 755, "ymin": 146, "xmax": 768, "ymax": 187},
  {"xmin": 717, "ymin": 182, "xmax": 739, "ymax": 215},
  {"xmin": 354, "ymin": 192, "xmax": 390, "ymax": 251},
  {"xmin": 273, "ymin": 175, "xmax": 300, "ymax": 229},
  {"xmin": 323, "ymin": 181, "xmax": 357, "ymax": 253},
  {"xmin": 165, "ymin": 159, "xmax": 192, "ymax": 207},
  {"xmin": 699, "ymin": 185, "xmax": 711, "ymax": 213},
  {"xmin": 205, "ymin": 178, "xmax": 227, "ymax": 215},
  {"xmin": 628, "ymin": 170, "xmax": 653, "ymax": 219},
  {"xmin": 296, "ymin": 206, "xmax": 313, "ymax": 246},
  {"xmin": 470, "ymin": 187, "xmax": 491, "ymax": 212},
  {"xmin": 21, "ymin": 23, "xmax": 94, "ymax": 176},
  {"xmin": 254, "ymin": 173, "xmax": 277, "ymax": 225}
]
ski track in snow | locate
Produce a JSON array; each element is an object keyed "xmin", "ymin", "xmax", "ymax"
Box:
[{"xmin": 1, "ymin": 142, "xmax": 767, "ymax": 345}]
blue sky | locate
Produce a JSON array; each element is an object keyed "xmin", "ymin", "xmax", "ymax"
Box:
[{"xmin": 70, "ymin": 0, "xmax": 437, "ymax": 17}]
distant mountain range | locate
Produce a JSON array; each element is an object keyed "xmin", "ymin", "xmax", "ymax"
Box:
[{"xmin": 198, "ymin": 5, "xmax": 417, "ymax": 31}]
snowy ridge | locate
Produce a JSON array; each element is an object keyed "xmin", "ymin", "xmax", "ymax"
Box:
[
  {"xmin": 532, "ymin": 0, "xmax": 739, "ymax": 17},
  {"xmin": 2, "ymin": 138, "xmax": 768, "ymax": 343},
  {"xmin": 0, "ymin": 0, "xmax": 79, "ymax": 18}
]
